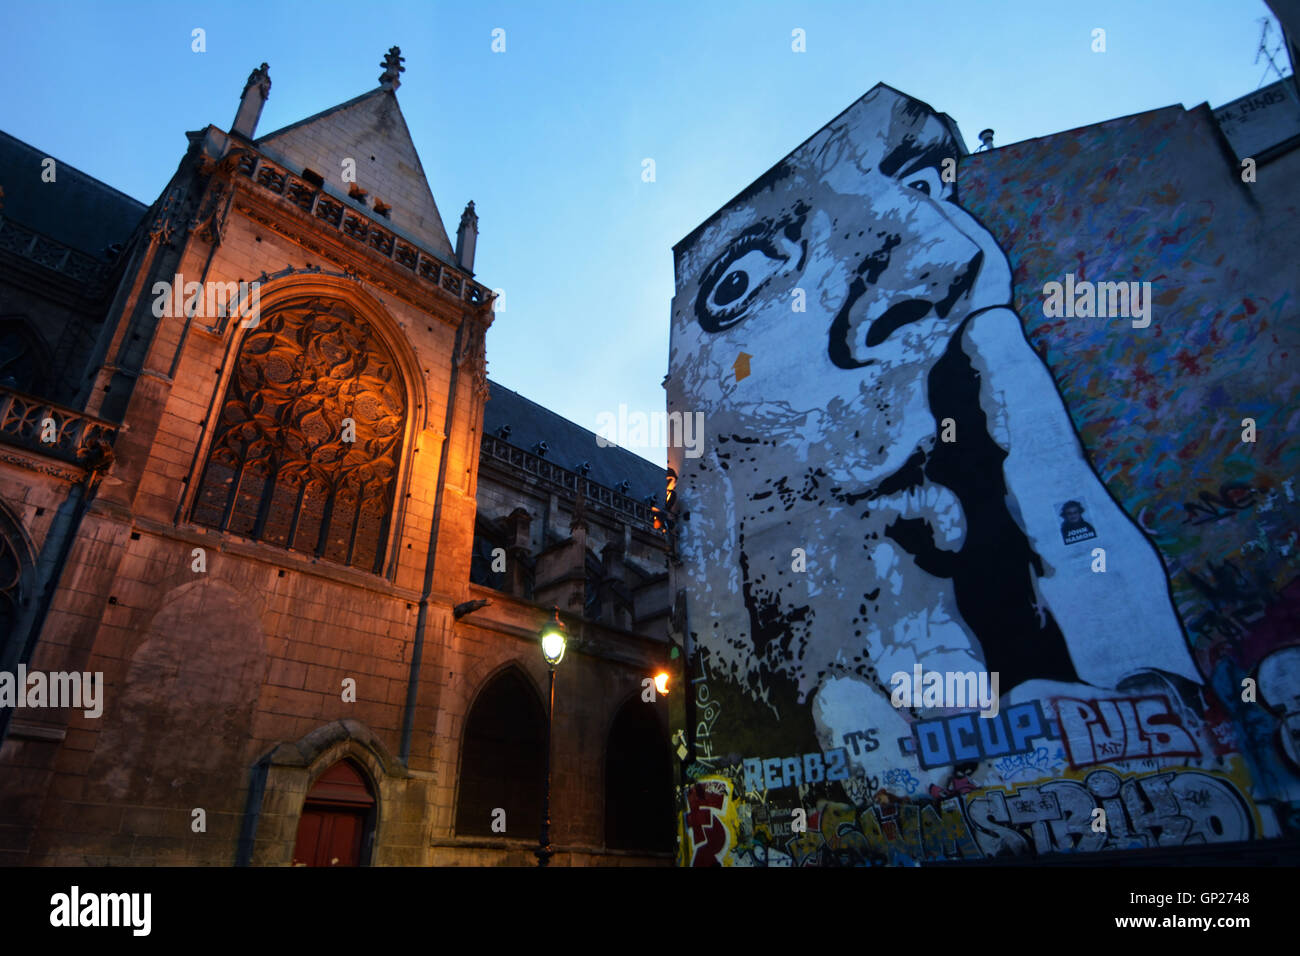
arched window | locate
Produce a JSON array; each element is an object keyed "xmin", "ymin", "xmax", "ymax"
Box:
[
  {"xmin": 605, "ymin": 698, "xmax": 674, "ymax": 851},
  {"xmin": 190, "ymin": 296, "xmax": 407, "ymax": 573},
  {"xmin": 0, "ymin": 501, "xmax": 34, "ymax": 665},
  {"xmin": 292, "ymin": 759, "xmax": 376, "ymax": 867},
  {"xmin": 0, "ymin": 317, "xmax": 50, "ymax": 396},
  {"xmin": 455, "ymin": 668, "xmax": 545, "ymax": 838},
  {"xmin": 468, "ymin": 516, "xmax": 509, "ymax": 593}
]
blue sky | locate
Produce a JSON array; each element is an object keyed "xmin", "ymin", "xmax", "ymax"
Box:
[{"xmin": 0, "ymin": 0, "xmax": 1287, "ymax": 467}]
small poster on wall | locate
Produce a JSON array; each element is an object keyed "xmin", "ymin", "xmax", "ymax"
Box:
[{"xmin": 1057, "ymin": 499, "xmax": 1098, "ymax": 546}]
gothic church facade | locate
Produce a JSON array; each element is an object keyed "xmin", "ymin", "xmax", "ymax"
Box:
[{"xmin": 0, "ymin": 51, "xmax": 674, "ymax": 866}]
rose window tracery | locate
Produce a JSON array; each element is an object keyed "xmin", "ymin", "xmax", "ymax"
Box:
[{"xmin": 191, "ymin": 296, "xmax": 407, "ymax": 574}]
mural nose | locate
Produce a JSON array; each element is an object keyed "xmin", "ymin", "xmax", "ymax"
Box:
[
  {"xmin": 827, "ymin": 247, "xmax": 986, "ymax": 368},
  {"xmin": 828, "ymin": 276, "xmax": 935, "ymax": 368}
]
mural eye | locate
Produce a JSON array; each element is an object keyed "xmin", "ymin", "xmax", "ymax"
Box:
[
  {"xmin": 711, "ymin": 251, "xmax": 782, "ymax": 309},
  {"xmin": 715, "ymin": 266, "xmax": 750, "ymax": 306},
  {"xmin": 904, "ymin": 167, "xmax": 942, "ymax": 198},
  {"xmin": 696, "ymin": 244, "xmax": 788, "ymax": 332}
]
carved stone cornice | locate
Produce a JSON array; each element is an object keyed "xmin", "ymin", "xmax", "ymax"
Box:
[
  {"xmin": 234, "ymin": 194, "xmax": 461, "ymax": 326},
  {"xmin": 0, "ymin": 448, "xmax": 83, "ymax": 484},
  {"xmin": 223, "ymin": 148, "xmax": 491, "ymax": 323}
]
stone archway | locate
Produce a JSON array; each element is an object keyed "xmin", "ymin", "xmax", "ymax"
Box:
[
  {"xmin": 454, "ymin": 666, "xmax": 546, "ymax": 839},
  {"xmin": 241, "ymin": 718, "xmax": 418, "ymax": 866}
]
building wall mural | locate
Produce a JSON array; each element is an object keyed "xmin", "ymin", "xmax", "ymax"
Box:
[{"xmin": 666, "ymin": 83, "xmax": 1300, "ymax": 865}]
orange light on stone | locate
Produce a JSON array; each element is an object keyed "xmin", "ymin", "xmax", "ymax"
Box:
[{"xmin": 654, "ymin": 671, "xmax": 670, "ymax": 696}]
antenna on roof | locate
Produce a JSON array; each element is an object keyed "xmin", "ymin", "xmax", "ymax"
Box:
[{"xmin": 1254, "ymin": 18, "xmax": 1291, "ymax": 91}]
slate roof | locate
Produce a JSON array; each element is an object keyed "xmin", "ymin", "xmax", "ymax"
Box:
[
  {"xmin": 0, "ymin": 130, "xmax": 147, "ymax": 258},
  {"xmin": 483, "ymin": 379, "xmax": 666, "ymax": 504}
]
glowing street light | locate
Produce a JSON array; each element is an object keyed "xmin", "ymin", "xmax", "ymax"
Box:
[
  {"xmin": 536, "ymin": 607, "xmax": 567, "ymax": 866},
  {"xmin": 654, "ymin": 671, "xmax": 670, "ymax": 696},
  {"xmin": 540, "ymin": 611, "xmax": 567, "ymax": 668}
]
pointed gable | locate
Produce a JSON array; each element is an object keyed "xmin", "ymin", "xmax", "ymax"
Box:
[{"xmin": 255, "ymin": 88, "xmax": 454, "ymax": 256}]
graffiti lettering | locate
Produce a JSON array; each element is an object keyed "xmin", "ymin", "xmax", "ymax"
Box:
[
  {"xmin": 965, "ymin": 769, "xmax": 1252, "ymax": 857},
  {"xmin": 773, "ymin": 797, "xmax": 981, "ymax": 866},
  {"xmin": 909, "ymin": 702, "xmax": 1049, "ymax": 769},
  {"xmin": 743, "ymin": 748, "xmax": 850, "ymax": 792},
  {"xmin": 993, "ymin": 746, "xmax": 1068, "ymax": 782},
  {"xmin": 882, "ymin": 767, "xmax": 920, "ymax": 795},
  {"xmin": 692, "ymin": 668, "xmax": 721, "ymax": 765},
  {"xmin": 1181, "ymin": 483, "xmax": 1258, "ymax": 525},
  {"xmin": 685, "ymin": 781, "xmax": 729, "ymax": 866},
  {"xmin": 1056, "ymin": 695, "xmax": 1199, "ymax": 768},
  {"xmin": 843, "ymin": 728, "xmax": 881, "ymax": 755}
]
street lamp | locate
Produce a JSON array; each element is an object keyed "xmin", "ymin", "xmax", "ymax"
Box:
[
  {"xmin": 535, "ymin": 607, "xmax": 567, "ymax": 866},
  {"xmin": 540, "ymin": 611, "xmax": 567, "ymax": 668}
]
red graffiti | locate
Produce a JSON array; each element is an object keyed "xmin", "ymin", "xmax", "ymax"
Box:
[
  {"xmin": 928, "ymin": 775, "xmax": 978, "ymax": 801},
  {"xmin": 685, "ymin": 783, "xmax": 727, "ymax": 866},
  {"xmin": 1056, "ymin": 695, "xmax": 1199, "ymax": 768}
]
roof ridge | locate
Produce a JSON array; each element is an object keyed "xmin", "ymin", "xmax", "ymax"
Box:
[{"xmin": 253, "ymin": 87, "xmax": 387, "ymax": 144}]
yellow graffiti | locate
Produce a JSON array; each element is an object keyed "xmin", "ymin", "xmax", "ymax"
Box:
[{"xmin": 678, "ymin": 775, "xmax": 742, "ymax": 867}]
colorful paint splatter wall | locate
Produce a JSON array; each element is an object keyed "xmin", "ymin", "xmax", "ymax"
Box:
[{"xmin": 666, "ymin": 83, "xmax": 1300, "ymax": 865}]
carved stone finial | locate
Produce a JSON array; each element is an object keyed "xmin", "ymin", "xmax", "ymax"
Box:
[
  {"xmin": 379, "ymin": 46, "xmax": 406, "ymax": 90},
  {"xmin": 232, "ymin": 63, "xmax": 271, "ymax": 139},
  {"xmin": 456, "ymin": 200, "xmax": 479, "ymax": 272},
  {"xmin": 243, "ymin": 63, "xmax": 271, "ymax": 99},
  {"xmin": 459, "ymin": 200, "xmax": 477, "ymax": 229}
]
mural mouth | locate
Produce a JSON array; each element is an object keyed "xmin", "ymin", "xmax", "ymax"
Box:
[{"xmin": 864, "ymin": 298, "xmax": 934, "ymax": 347}]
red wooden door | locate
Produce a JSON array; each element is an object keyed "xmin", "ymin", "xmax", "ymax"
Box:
[
  {"xmin": 291, "ymin": 761, "xmax": 375, "ymax": 866},
  {"xmin": 293, "ymin": 807, "xmax": 365, "ymax": 866}
]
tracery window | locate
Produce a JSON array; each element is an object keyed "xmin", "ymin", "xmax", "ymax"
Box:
[
  {"xmin": 0, "ymin": 512, "xmax": 28, "ymax": 650},
  {"xmin": 0, "ymin": 318, "xmax": 49, "ymax": 396},
  {"xmin": 191, "ymin": 296, "xmax": 407, "ymax": 574}
]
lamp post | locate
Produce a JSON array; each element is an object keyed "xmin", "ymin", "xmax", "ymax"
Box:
[{"xmin": 535, "ymin": 607, "xmax": 566, "ymax": 867}]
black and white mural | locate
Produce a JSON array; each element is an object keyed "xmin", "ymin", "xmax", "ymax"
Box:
[{"xmin": 665, "ymin": 85, "xmax": 1282, "ymax": 866}]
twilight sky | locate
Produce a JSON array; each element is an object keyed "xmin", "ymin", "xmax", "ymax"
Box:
[{"xmin": 0, "ymin": 0, "xmax": 1287, "ymax": 466}]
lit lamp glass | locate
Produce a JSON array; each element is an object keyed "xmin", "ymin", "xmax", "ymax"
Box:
[
  {"xmin": 654, "ymin": 671, "xmax": 670, "ymax": 696},
  {"xmin": 540, "ymin": 612, "xmax": 567, "ymax": 668}
]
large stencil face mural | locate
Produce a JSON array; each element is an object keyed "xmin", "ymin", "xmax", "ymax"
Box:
[{"xmin": 668, "ymin": 84, "xmax": 1300, "ymax": 865}]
